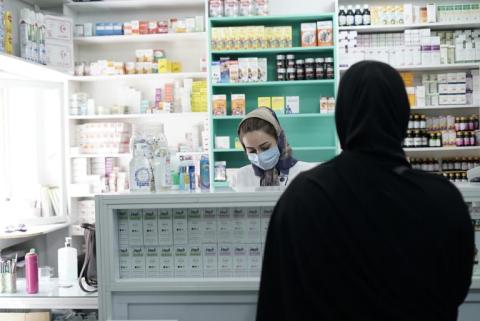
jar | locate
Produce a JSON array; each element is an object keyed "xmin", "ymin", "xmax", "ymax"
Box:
[
  {"xmin": 286, "ymin": 54, "xmax": 295, "ymax": 67},
  {"xmin": 413, "ymin": 131, "xmax": 422, "ymax": 147},
  {"xmin": 277, "ymin": 68, "xmax": 286, "ymax": 81},
  {"xmin": 295, "ymin": 59, "xmax": 305, "ymax": 69},
  {"xmin": 296, "ymin": 68, "xmax": 305, "ymax": 80},
  {"xmin": 315, "ymin": 58, "xmax": 325, "ymax": 79},
  {"xmin": 470, "ymin": 131, "xmax": 476, "ymax": 146},
  {"xmin": 456, "ymin": 132, "xmax": 464, "ymax": 147},
  {"xmin": 287, "ymin": 68, "xmax": 296, "ymax": 81},
  {"xmin": 305, "ymin": 67, "xmax": 315, "ymax": 80},
  {"xmin": 404, "ymin": 130, "xmax": 412, "ymax": 147},
  {"xmin": 325, "ymin": 57, "xmax": 334, "ymax": 79},
  {"xmin": 276, "ymin": 55, "xmax": 286, "ymax": 68},
  {"xmin": 305, "ymin": 58, "xmax": 315, "ymax": 69},
  {"xmin": 468, "ymin": 117, "xmax": 474, "ymax": 130}
]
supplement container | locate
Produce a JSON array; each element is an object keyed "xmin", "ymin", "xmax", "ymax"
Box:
[{"xmin": 276, "ymin": 68, "xmax": 286, "ymax": 81}]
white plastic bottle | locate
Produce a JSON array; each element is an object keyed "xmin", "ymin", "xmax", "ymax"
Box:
[
  {"xmin": 153, "ymin": 124, "xmax": 172, "ymax": 192},
  {"xmin": 58, "ymin": 237, "xmax": 78, "ymax": 287},
  {"xmin": 129, "ymin": 142, "xmax": 153, "ymax": 192}
]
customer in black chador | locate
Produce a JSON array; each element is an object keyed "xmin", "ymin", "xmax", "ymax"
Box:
[{"xmin": 256, "ymin": 60, "xmax": 474, "ymax": 321}]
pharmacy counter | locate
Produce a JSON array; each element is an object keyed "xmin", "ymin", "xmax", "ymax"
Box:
[
  {"xmin": 95, "ymin": 187, "xmax": 480, "ymax": 321},
  {"xmin": 0, "ymin": 278, "xmax": 97, "ymax": 309}
]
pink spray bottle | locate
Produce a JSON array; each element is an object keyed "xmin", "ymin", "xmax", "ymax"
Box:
[{"xmin": 25, "ymin": 248, "xmax": 39, "ymax": 294}]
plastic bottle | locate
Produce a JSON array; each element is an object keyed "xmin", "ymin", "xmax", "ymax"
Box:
[
  {"xmin": 25, "ymin": 248, "xmax": 39, "ymax": 294},
  {"xmin": 346, "ymin": 5, "xmax": 355, "ymax": 26},
  {"xmin": 129, "ymin": 142, "xmax": 153, "ymax": 192},
  {"xmin": 153, "ymin": 126, "xmax": 172, "ymax": 192},
  {"xmin": 363, "ymin": 5, "xmax": 371, "ymax": 26},
  {"xmin": 338, "ymin": 6, "xmax": 347, "ymax": 26},
  {"xmin": 200, "ymin": 155, "xmax": 210, "ymax": 190},
  {"xmin": 189, "ymin": 164, "xmax": 196, "ymax": 191},
  {"xmin": 354, "ymin": 5, "xmax": 363, "ymax": 26},
  {"xmin": 58, "ymin": 237, "xmax": 78, "ymax": 287}
]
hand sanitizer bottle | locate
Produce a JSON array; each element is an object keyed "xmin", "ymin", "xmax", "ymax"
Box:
[{"xmin": 58, "ymin": 237, "xmax": 78, "ymax": 287}]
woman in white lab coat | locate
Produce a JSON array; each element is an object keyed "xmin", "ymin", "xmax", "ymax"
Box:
[{"xmin": 231, "ymin": 108, "xmax": 315, "ymax": 188}]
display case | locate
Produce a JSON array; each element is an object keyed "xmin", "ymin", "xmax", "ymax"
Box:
[{"xmin": 96, "ymin": 187, "xmax": 480, "ymax": 321}]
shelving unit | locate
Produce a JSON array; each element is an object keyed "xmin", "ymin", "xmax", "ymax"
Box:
[
  {"xmin": 336, "ymin": 0, "xmax": 480, "ymax": 171},
  {"xmin": 63, "ymin": 0, "xmax": 208, "ymax": 232},
  {"xmin": 208, "ymin": 13, "xmax": 339, "ymax": 187}
]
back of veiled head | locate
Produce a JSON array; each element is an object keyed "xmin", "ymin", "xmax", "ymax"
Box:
[{"xmin": 335, "ymin": 61, "xmax": 410, "ymax": 158}]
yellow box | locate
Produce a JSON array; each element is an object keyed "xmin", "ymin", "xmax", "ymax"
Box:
[
  {"xmin": 171, "ymin": 62, "xmax": 182, "ymax": 73},
  {"xmin": 258, "ymin": 97, "xmax": 271, "ymax": 108},
  {"xmin": 272, "ymin": 96, "xmax": 285, "ymax": 114},
  {"xmin": 158, "ymin": 59, "xmax": 172, "ymax": 73}
]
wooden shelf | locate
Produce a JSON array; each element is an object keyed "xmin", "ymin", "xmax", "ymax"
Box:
[
  {"xmin": 69, "ymin": 153, "xmax": 131, "ymax": 158},
  {"xmin": 213, "ymin": 113, "xmax": 334, "ymax": 120},
  {"xmin": 213, "ymin": 146, "xmax": 336, "ymax": 153},
  {"xmin": 72, "ymin": 72, "xmax": 207, "ymax": 82},
  {"xmin": 209, "ymin": 13, "xmax": 335, "ymax": 26},
  {"xmin": 340, "ymin": 63, "xmax": 479, "ymax": 72},
  {"xmin": 339, "ymin": 21, "xmax": 480, "ymax": 33},
  {"xmin": 69, "ymin": 112, "xmax": 208, "ymax": 120},
  {"xmin": 212, "ymin": 46, "xmax": 334, "ymax": 55},
  {"xmin": 411, "ymin": 105, "xmax": 480, "ymax": 111},
  {"xmin": 212, "ymin": 79, "xmax": 335, "ymax": 88},
  {"xmin": 64, "ymin": 0, "xmax": 204, "ymax": 12},
  {"xmin": 75, "ymin": 32, "xmax": 206, "ymax": 45},
  {"xmin": 404, "ymin": 146, "xmax": 480, "ymax": 152},
  {"xmin": 0, "ymin": 278, "xmax": 97, "ymax": 309}
]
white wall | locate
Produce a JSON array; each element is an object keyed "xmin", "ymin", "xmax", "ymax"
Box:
[{"xmin": 269, "ymin": 0, "xmax": 335, "ymax": 14}]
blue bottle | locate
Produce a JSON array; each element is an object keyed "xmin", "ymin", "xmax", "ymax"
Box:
[{"xmin": 200, "ymin": 155, "xmax": 210, "ymax": 190}]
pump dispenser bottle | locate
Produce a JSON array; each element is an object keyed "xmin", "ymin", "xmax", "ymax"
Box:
[{"xmin": 58, "ymin": 237, "xmax": 78, "ymax": 287}]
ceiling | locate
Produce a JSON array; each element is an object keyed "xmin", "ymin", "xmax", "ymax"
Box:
[{"xmin": 21, "ymin": 0, "xmax": 64, "ymax": 9}]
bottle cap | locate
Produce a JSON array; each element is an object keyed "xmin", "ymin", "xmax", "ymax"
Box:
[{"xmin": 29, "ymin": 248, "xmax": 36, "ymax": 254}]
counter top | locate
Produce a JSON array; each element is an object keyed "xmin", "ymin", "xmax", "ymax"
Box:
[{"xmin": 0, "ymin": 278, "xmax": 97, "ymax": 309}]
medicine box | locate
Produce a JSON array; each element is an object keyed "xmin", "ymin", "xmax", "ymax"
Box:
[
  {"xmin": 231, "ymin": 94, "xmax": 246, "ymax": 116},
  {"xmin": 117, "ymin": 210, "xmax": 129, "ymax": 246},
  {"xmin": 202, "ymin": 208, "xmax": 217, "ymax": 244},
  {"xmin": 158, "ymin": 209, "xmax": 173, "ymax": 245},
  {"xmin": 285, "ymin": 96, "xmax": 300, "ymax": 114},
  {"xmin": 218, "ymin": 244, "xmax": 233, "ymax": 277},
  {"xmin": 203, "ymin": 244, "xmax": 218, "ymax": 278},
  {"xmin": 246, "ymin": 207, "xmax": 261, "ymax": 243},
  {"xmin": 215, "ymin": 136, "xmax": 230, "ymax": 149},
  {"xmin": 188, "ymin": 208, "xmax": 203, "ymax": 244},
  {"xmin": 233, "ymin": 244, "xmax": 248, "ymax": 277},
  {"xmin": 159, "ymin": 246, "xmax": 174, "ymax": 278},
  {"xmin": 145, "ymin": 247, "xmax": 160, "ymax": 278},
  {"xmin": 258, "ymin": 97, "xmax": 271, "ymax": 108},
  {"xmin": 272, "ymin": 97, "xmax": 285, "ymax": 115},
  {"xmin": 217, "ymin": 208, "xmax": 233, "ymax": 243},
  {"xmin": 301, "ymin": 23, "xmax": 317, "ymax": 47},
  {"xmin": 247, "ymin": 244, "xmax": 262, "ymax": 277},
  {"xmin": 130, "ymin": 247, "xmax": 146, "ymax": 278},
  {"xmin": 119, "ymin": 247, "xmax": 130, "ymax": 278},
  {"xmin": 143, "ymin": 209, "xmax": 159, "ymax": 246},
  {"xmin": 128, "ymin": 209, "xmax": 144, "ymax": 246},
  {"xmin": 174, "ymin": 246, "xmax": 188, "ymax": 277},
  {"xmin": 173, "ymin": 209, "xmax": 188, "ymax": 245},
  {"xmin": 232, "ymin": 208, "xmax": 247, "ymax": 243},
  {"xmin": 188, "ymin": 245, "xmax": 203, "ymax": 277}
]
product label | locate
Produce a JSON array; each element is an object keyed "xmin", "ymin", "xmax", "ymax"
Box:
[
  {"xmin": 232, "ymin": 208, "xmax": 247, "ymax": 243},
  {"xmin": 119, "ymin": 247, "xmax": 130, "ymax": 279},
  {"xmin": 174, "ymin": 246, "xmax": 188, "ymax": 277},
  {"xmin": 203, "ymin": 244, "xmax": 218, "ymax": 278},
  {"xmin": 158, "ymin": 209, "xmax": 173, "ymax": 245},
  {"xmin": 117, "ymin": 210, "xmax": 129, "ymax": 246},
  {"xmin": 217, "ymin": 208, "xmax": 232, "ymax": 243},
  {"xmin": 159, "ymin": 246, "xmax": 174, "ymax": 278},
  {"xmin": 218, "ymin": 244, "xmax": 233, "ymax": 277},
  {"xmin": 233, "ymin": 244, "xmax": 248, "ymax": 277},
  {"xmin": 188, "ymin": 245, "xmax": 203, "ymax": 277},
  {"xmin": 130, "ymin": 247, "xmax": 145, "ymax": 278},
  {"xmin": 128, "ymin": 209, "xmax": 144, "ymax": 246},
  {"xmin": 246, "ymin": 208, "xmax": 261, "ymax": 243},
  {"xmin": 145, "ymin": 247, "xmax": 159, "ymax": 278},
  {"xmin": 247, "ymin": 244, "xmax": 262, "ymax": 277},
  {"xmin": 188, "ymin": 208, "xmax": 203, "ymax": 244},
  {"xmin": 202, "ymin": 208, "xmax": 217, "ymax": 244},
  {"xmin": 261, "ymin": 208, "xmax": 273, "ymax": 243},
  {"xmin": 173, "ymin": 209, "xmax": 188, "ymax": 245},
  {"xmin": 143, "ymin": 209, "xmax": 159, "ymax": 246}
]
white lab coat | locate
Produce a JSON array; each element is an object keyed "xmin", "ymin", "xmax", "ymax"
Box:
[{"xmin": 230, "ymin": 161, "xmax": 317, "ymax": 188}]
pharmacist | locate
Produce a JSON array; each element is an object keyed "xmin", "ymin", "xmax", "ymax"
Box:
[{"xmin": 231, "ymin": 108, "xmax": 315, "ymax": 187}]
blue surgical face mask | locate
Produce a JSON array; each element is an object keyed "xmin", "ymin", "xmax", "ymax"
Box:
[{"xmin": 247, "ymin": 146, "xmax": 280, "ymax": 170}]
